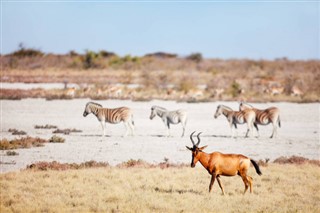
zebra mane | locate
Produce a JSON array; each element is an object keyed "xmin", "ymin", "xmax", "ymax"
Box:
[
  {"xmin": 240, "ymin": 102, "xmax": 254, "ymax": 109},
  {"xmin": 151, "ymin": 105, "xmax": 167, "ymax": 111},
  {"xmin": 219, "ymin": 105, "xmax": 233, "ymax": 111},
  {"xmin": 86, "ymin": 102, "xmax": 103, "ymax": 108}
]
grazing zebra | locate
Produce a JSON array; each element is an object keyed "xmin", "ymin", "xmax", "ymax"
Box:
[
  {"xmin": 239, "ymin": 102, "xmax": 280, "ymax": 138},
  {"xmin": 83, "ymin": 102, "xmax": 135, "ymax": 137},
  {"xmin": 149, "ymin": 106, "xmax": 187, "ymax": 137},
  {"xmin": 214, "ymin": 105, "xmax": 256, "ymax": 138}
]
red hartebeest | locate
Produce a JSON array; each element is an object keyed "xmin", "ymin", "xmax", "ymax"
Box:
[{"xmin": 186, "ymin": 132, "xmax": 262, "ymax": 195}]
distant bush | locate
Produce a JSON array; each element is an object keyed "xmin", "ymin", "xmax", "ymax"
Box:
[
  {"xmin": 35, "ymin": 124, "xmax": 58, "ymax": 129},
  {"xmin": 6, "ymin": 150, "xmax": 19, "ymax": 156},
  {"xmin": 49, "ymin": 135, "xmax": 65, "ymax": 143},
  {"xmin": 52, "ymin": 128, "xmax": 82, "ymax": 135},
  {"xmin": 99, "ymin": 50, "xmax": 116, "ymax": 58},
  {"xmin": 186, "ymin": 53, "xmax": 203, "ymax": 63},
  {"xmin": 82, "ymin": 50, "xmax": 98, "ymax": 69},
  {"xmin": 68, "ymin": 50, "xmax": 80, "ymax": 57},
  {"xmin": 8, "ymin": 128, "xmax": 27, "ymax": 135},
  {"xmin": 230, "ymin": 81, "xmax": 242, "ymax": 97},
  {"xmin": 9, "ymin": 43, "xmax": 44, "ymax": 57},
  {"xmin": 144, "ymin": 52, "xmax": 177, "ymax": 58}
]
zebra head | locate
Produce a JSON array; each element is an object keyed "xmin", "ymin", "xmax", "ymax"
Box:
[
  {"xmin": 83, "ymin": 102, "xmax": 102, "ymax": 117},
  {"xmin": 149, "ymin": 106, "xmax": 157, "ymax": 120},
  {"xmin": 214, "ymin": 105, "xmax": 222, "ymax": 119}
]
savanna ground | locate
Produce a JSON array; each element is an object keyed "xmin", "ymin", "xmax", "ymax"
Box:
[
  {"xmin": 1, "ymin": 50, "xmax": 320, "ymax": 212},
  {"xmin": 1, "ymin": 163, "xmax": 320, "ymax": 213}
]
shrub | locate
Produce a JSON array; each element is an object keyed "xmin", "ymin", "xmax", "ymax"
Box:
[
  {"xmin": 49, "ymin": 135, "xmax": 65, "ymax": 143},
  {"xmin": 82, "ymin": 50, "xmax": 98, "ymax": 69},
  {"xmin": 9, "ymin": 43, "xmax": 44, "ymax": 57},
  {"xmin": 186, "ymin": 53, "xmax": 203, "ymax": 63},
  {"xmin": 6, "ymin": 151, "xmax": 19, "ymax": 156},
  {"xmin": 34, "ymin": 124, "xmax": 58, "ymax": 129},
  {"xmin": 0, "ymin": 137, "xmax": 48, "ymax": 150},
  {"xmin": 99, "ymin": 50, "xmax": 116, "ymax": 58}
]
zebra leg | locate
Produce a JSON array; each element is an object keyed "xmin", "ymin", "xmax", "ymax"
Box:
[
  {"xmin": 180, "ymin": 117, "xmax": 187, "ymax": 137},
  {"xmin": 129, "ymin": 121, "xmax": 135, "ymax": 136},
  {"xmin": 123, "ymin": 122, "xmax": 129, "ymax": 137},
  {"xmin": 100, "ymin": 121, "xmax": 106, "ymax": 137},
  {"xmin": 246, "ymin": 121, "xmax": 254, "ymax": 138},
  {"xmin": 167, "ymin": 122, "xmax": 171, "ymax": 137},
  {"xmin": 254, "ymin": 123, "xmax": 260, "ymax": 137},
  {"xmin": 181, "ymin": 122, "xmax": 186, "ymax": 137},
  {"xmin": 270, "ymin": 122, "xmax": 277, "ymax": 138},
  {"xmin": 229, "ymin": 122, "xmax": 235, "ymax": 138}
]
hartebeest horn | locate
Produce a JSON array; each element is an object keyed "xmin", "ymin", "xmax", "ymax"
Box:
[
  {"xmin": 196, "ymin": 132, "xmax": 202, "ymax": 146},
  {"xmin": 190, "ymin": 131, "xmax": 196, "ymax": 145}
]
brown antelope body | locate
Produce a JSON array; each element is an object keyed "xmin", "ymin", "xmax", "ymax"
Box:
[{"xmin": 186, "ymin": 132, "xmax": 262, "ymax": 195}]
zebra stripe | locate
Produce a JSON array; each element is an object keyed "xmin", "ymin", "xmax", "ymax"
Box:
[
  {"xmin": 83, "ymin": 102, "xmax": 135, "ymax": 137},
  {"xmin": 150, "ymin": 105, "xmax": 187, "ymax": 137},
  {"xmin": 214, "ymin": 104, "xmax": 256, "ymax": 138},
  {"xmin": 239, "ymin": 102, "xmax": 280, "ymax": 138}
]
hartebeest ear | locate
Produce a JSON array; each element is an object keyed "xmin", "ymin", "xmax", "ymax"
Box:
[
  {"xmin": 199, "ymin": 145, "xmax": 208, "ymax": 151},
  {"xmin": 186, "ymin": 146, "xmax": 193, "ymax": 151}
]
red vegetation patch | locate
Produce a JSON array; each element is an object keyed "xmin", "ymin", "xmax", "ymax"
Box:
[
  {"xmin": 273, "ymin": 156, "xmax": 320, "ymax": 166},
  {"xmin": 26, "ymin": 160, "xmax": 188, "ymax": 171},
  {"xmin": 0, "ymin": 137, "xmax": 48, "ymax": 150},
  {"xmin": 27, "ymin": 161, "xmax": 110, "ymax": 171}
]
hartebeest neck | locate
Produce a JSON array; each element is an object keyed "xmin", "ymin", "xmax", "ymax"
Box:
[{"xmin": 197, "ymin": 151, "xmax": 211, "ymax": 172}]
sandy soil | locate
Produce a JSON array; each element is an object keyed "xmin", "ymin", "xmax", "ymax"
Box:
[{"xmin": 1, "ymin": 99, "xmax": 319, "ymax": 173}]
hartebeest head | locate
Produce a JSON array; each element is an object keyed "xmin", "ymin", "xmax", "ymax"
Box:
[{"xmin": 186, "ymin": 131, "xmax": 207, "ymax": 168}]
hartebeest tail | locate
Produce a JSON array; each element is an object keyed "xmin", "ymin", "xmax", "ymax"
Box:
[{"xmin": 187, "ymin": 131, "xmax": 262, "ymax": 195}]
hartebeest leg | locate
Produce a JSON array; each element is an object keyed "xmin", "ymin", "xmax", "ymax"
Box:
[
  {"xmin": 240, "ymin": 174, "xmax": 249, "ymax": 194},
  {"xmin": 209, "ymin": 175, "xmax": 216, "ymax": 192},
  {"xmin": 216, "ymin": 176, "xmax": 225, "ymax": 195},
  {"xmin": 247, "ymin": 176, "xmax": 253, "ymax": 193}
]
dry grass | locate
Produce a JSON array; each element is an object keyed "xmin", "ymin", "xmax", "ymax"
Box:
[
  {"xmin": 1, "ymin": 163, "xmax": 319, "ymax": 213},
  {"xmin": 0, "ymin": 137, "xmax": 48, "ymax": 150}
]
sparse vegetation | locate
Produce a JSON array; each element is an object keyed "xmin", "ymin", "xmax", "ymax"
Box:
[
  {"xmin": 49, "ymin": 135, "xmax": 65, "ymax": 143},
  {"xmin": 8, "ymin": 128, "xmax": 26, "ymax": 135},
  {"xmin": 52, "ymin": 128, "xmax": 82, "ymax": 135},
  {"xmin": 6, "ymin": 151, "xmax": 19, "ymax": 156},
  {"xmin": 34, "ymin": 124, "xmax": 58, "ymax": 129},
  {"xmin": 0, "ymin": 50, "xmax": 319, "ymax": 102},
  {"xmin": 0, "ymin": 137, "xmax": 48, "ymax": 150}
]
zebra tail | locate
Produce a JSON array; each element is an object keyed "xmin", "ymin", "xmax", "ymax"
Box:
[
  {"xmin": 131, "ymin": 114, "xmax": 135, "ymax": 126},
  {"xmin": 278, "ymin": 116, "xmax": 281, "ymax": 128}
]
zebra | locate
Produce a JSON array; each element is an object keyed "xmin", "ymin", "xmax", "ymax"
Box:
[
  {"xmin": 214, "ymin": 105, "xmax": 256, "ymax": 138},
  {"xmin": 83, "ymin": 102, "xmax": 135, "ymax": 137},
  {"xmin": 149, "ymin": 106, "xmax": 187, "ymax": 137},
  {"xmin": 239, "ymin": 102, "xmax": 280, "ymax": 138}
]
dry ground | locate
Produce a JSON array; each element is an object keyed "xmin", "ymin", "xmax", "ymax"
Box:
[{"xmin": 1, "ymin": 163, "xmax": 320, "ymax": 213}]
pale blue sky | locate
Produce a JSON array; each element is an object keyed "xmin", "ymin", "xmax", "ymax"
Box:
[{"xmin": 1, "ymin": 1, "xmax": 319, "ymax": 60}]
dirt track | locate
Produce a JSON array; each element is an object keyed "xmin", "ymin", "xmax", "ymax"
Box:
[{"xmin": 1, "ymin": 99, "xmax": 319, "ymax": 173}]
